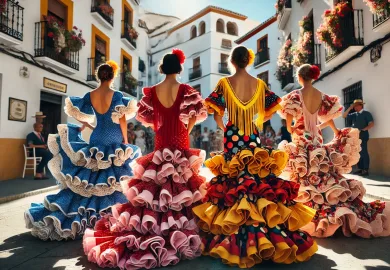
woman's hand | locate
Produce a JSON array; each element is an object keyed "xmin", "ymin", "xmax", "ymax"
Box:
[
  {"xmin": 334, "ymin": 128, "xmax": 341, "ymax": 138},
  {"xmin": 79, "ymin": 122, "xmax": 87, "ymax": 131}
]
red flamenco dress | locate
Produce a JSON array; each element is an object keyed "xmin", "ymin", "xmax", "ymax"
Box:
[
  {"xmin": 192, "ymin": 78, "xmax": 318, "ymax": 268},
  {"xmin": 82, "ymin": 84, "xmax": 208, "ymax": 269}
]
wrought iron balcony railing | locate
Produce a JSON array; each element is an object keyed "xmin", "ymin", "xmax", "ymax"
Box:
[
  {"xmin": 120, "ymin": 72, "xmax": 138, "ymax": 97},
  {"xmin": 189, "ymin": 65, "xmax": 202, "ymax": 80},
  {"xmin": 0, "ymin": 0, "xmax": 24, "ymax": 41},
  {"xmin": 122, "ymin": 21, "xmax": 137, "ymax": 48},
  {"xmin": 254, "ymin": 49, "xmax": 270, "ymax": 66},
  {"xmin": 91, "ymin": 0, "xmax": 114, "ymax": 26},
  {"xmin": 219, "ymin": 62, "xmax": 230, "ymax": 74},
  {"xmin": 373, "ymin": 9, "xmax": 389, "ymax": 29}
]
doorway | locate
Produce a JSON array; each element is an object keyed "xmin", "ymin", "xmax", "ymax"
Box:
[{"xmin": 40, "ymin": 91, "xmax": 62, "ymax": 140}]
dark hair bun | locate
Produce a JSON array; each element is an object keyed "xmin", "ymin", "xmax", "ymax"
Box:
[
  {"xmin": 96, "ymin": 64, "xmax": 114, "ymax": 82},
  {"xmin": 231, "ymin": 46, "xmax": 250, "ymax": 68},
  {"xmin": 159, "ymin": 53, "xmax": 183, "ymax": 75}
]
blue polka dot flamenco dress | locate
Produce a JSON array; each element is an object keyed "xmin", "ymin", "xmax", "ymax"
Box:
[{"xmin": 24, "ymin": 91, "xmax": 141, "ymax": 241}]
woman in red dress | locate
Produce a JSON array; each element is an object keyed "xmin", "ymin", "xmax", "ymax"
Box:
[{"xmin": 82, "ymin": 49, "xmax": 208, "ymax": 269}]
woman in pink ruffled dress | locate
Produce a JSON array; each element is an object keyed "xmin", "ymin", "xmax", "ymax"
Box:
[
  {"xmin": 278, "ymin": 64, "xmax": 390, "ymax": 238},
  {"xmin": 82, "ymin": 49, "xmax": 208, "ymax": 269}
]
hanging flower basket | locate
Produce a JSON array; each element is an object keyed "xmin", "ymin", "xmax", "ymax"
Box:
[
  {"xmin": 316, "ymin": 2, "xmax": 351, "ymax": 52},
  {"xmin": 128, "ymin": 27, "xmax": 139, "ymax": 40},
  {"xmin": 65, "ymin": 26, "xmax": 86, "ymax": 52},
  {"xmin": 276, "ymin": 38, "xmax": 293, "ymax": 82},
  {"xmin": 292, "ymin": 16, "xmax": 313, "ymax": 67},
  {"xmin": 45, "ymin": 15, "xmax": 67, "ymax": 53},
  {"xmin": 98, "ymin": 4, "xmax": 114, "ymax": 17},
  {"xmin": 363, "ymin": 0, "xmax": 390, "ymax": 15}
]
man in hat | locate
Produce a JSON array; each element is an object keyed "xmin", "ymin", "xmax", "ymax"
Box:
[
  {"xmin": 343, "ymin": 99, "xmax": 374, "ymax": 176},
  {"xmin": 26, "ymin": 123, "xmax": 52, "ymax": 180}
]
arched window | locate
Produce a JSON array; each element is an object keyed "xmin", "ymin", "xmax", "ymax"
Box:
[
  {"xmin": 216, "ymin": 19, "xmax": 224, "ymax": 33},
  {"xmin": 199, "ymin": 21, "xmax": 206, "ymax": 35},
  {"xmin": 227, "ymin": 22, "xmax": 238, "ymax": 35},
  {"xmin": 190, "ymin": 25, "xmax": 197, "ymax": 39}
]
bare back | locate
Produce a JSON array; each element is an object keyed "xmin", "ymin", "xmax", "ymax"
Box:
[
  {"xmin": 300, "ymin": 86, "xmax": 323, "ymax": 114},
  {"xmin": 155, "ymin": 81, "xmax": 181, "ymax": 108},
  {"xmin": 90, "ymin": 88, "xmax": 115, "ymax": 114},
  {"xmin": 227, "ymin": 73, "xmax": 258, "ymax": 103}
]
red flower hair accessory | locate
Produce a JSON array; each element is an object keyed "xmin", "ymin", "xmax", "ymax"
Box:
[
  {"xmin": 309, "ymin": 65, "xmax": 321, "ymax": 80},
  {"xmin": 172, "ymin": 48, "xmax": 186, "ymax": 64}
]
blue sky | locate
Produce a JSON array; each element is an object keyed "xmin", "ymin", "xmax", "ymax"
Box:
[{"xmin": 140, "ymin": 0, "xmax": 276, "ymax": 23}]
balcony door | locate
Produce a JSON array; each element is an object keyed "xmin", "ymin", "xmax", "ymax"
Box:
[
  {"xmin": 257, "ymin": 35, "xmax": 268, "ymax": 52},
  {"xmin": 95, "ymin": 37, "xmax": 107, "ymax": 67}
]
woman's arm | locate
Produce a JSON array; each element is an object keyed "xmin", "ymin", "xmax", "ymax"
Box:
[
  {"xmin": 286, "ymin": 114, "xmax": 294, "ymax": 134},
  {"xmin": 187, "ymin": 116, "xmax": 197, "ymax": 134},
  {"xmin": 214, "ymin": 114, "xmax": 225, "ymax": 130},
  {"xmin": 319, "ymin": 119, "xmax": 340, "ymax": 137},
  {"xmin": 119, "ymin": 116, "xmax": 129, "ymax": 144}
]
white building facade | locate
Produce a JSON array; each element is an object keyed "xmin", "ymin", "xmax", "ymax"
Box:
[
  {"xmin": 0, "ymin": 0, "xmax": 148, "ymax": 180},
  {"xmin": 235, "ymin": 16, "xmax": 285, "ymax": 133},
  {"xmin": 147, "ymin": 6, "xmax": 259, "ymax": 131},
  {"xmin": 276, "ymin": 0, "xmax": 390, "ymax": 176}
]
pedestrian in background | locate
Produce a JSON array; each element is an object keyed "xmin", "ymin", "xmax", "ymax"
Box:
[{"xmin": 343, "ymin": 99, "xmax": 374, "ymax": 176}]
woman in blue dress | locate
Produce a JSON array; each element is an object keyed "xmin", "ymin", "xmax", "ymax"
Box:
[{"xmin": 24, "ymin": 60, "xmax": 141, "ymax": 241}]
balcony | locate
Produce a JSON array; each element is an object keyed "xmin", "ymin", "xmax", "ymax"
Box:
[
  {"xmin": 119, "ymin": 72, "xmax": 138, "ymax": 98},
  {"xmin": 86, "ymin": 57, "xmax": 98, "ymax": 86},
  {"xmin": 277, "ymin": 0, "xmax": 292, "ymax": 30},
  {"xmin": 325, "ymin": 9, "xmax": 364, "ymax": 68},
  {"xmin": 121, "ymin": 21, "xmax": 137, "ymax": 50},
  {"xmin": 219, "ymin": 62, "xmax": 230, "ymax": 74},
  {"xmin": 91, "ymin": 0, "xmax": 114, "ymax": 29},
  {"xmin": 0, "ymin": 0, "xmax": 23, "ymax": 45},
  {"xmin": 34, "ymin": 21, "xmax": 79, "ymax": 74},
  {"xmin": 311, "ymin": 44, "xmax": 322, "ymax": 70},
  {"xmin": 189, "ymin": 65, "xmax": 202, "ymax": 81},
  {"xmin": 373, "ymin": 9, "xmax": 390, "ymax": 33},
  {"xmin": 281, "ymin": 67, "xmax": 294, "ymax": 89},
  {"xmin": 254, "ymin": 49, "xmax": 270, "ymax": 68}
]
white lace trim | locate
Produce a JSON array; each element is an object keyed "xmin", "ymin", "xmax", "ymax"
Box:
[
  {"xmin": 111, "ymin": 99, "xmax": 138, "ymax": 124},
  {"xmin": 64, "ymin": 97, "xmax": 95, "ymax": 124}
]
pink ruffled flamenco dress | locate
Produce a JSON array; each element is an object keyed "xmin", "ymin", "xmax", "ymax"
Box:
[
  {"xmin": 83, "ymin": 84, "xmax": 208, "ymax": 269},
  {"xmin": 278, "ymin": 90, "xmax": 390, "ymax": 238}
]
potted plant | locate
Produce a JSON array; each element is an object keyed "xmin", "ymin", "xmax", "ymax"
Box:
[
  {"xmin": 128, "ymin": 26, "xmax": 139, "ymax": 40},
  {"xmin": 276, "ymin": 38, "xmax": 293, "ymax": 83},
  {"xmin": 363, "ymin": 0, "xmax": 390, "ymax": 15},
  {"xmin": 316, "ymin": 2, "xmax": 351, "ymax": 52},
  {"xmin": 45, "ymin": 15, "xmax": 67, "ymax": 53},
  {"xmin": 292, "ymin": 16, "xmax": 313, "ymax": 67},
  {"xmin": 65, "ymin": 26, "xmax": 86, "ymax": 52},
  {"xmin": 98, "ymin": 3, "xmax": 114, "ymax": 17},
  {"xmin": 0, "ymin": 0, "xmax": 7, "ymax": 14}
]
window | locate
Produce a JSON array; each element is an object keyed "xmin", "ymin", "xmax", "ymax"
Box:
[
  {"xmin": 190, "ymin": 25, "xmax": 197, "ymax": 39},
  {"xmin": 193, "ymin": 57, "xmax": 200, "ymax": 68},
  {"xmin": 193, "ymin": 84, "xmax": 201, "ymax": 93},
  {"xmin": 40, "ymin": 0, "xmax": 73, "ymax": 30},
  {"xmin": 227, "ymin": 22, "xmax": 238, "ymax": 35},
  {"xmin": 199, "ymin": 21, "xmax": 205, "ymax": 35},
  {"xmin": 221, "ymin": 39, "xmax": 232, "ymax": 49},
  {"xmin": 221, "ymin": 54, "xmax": 229, "ymax": 63},
  {"xmin": 92, "ymin": 24, "xmax": 110, "ymax": 67},
  {"xmin": 257, "ymin": 71, "xmax": 269, "ymax": 85},
  {"xmin": 216, "ymin": 19, "xmax": 224, "ymax": 33},
  {"xmin": 343, "ymin": 81, "xmax": 362, "ymax": 127},
  {"xmin": 122, "ymin": 0, "xmax": 133, "ymax": 35},
  {"xmin": 257, "ymin": 35, "xmax": 268, "ymax": 52},
  {"xmin": 121, "ymin": 49, "xmax": 132, "ymax": 72}
]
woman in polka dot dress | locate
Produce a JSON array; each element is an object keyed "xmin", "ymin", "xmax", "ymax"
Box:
[{"xmin": 192, "ymin": 46, "xmax": 318, "ymax": 268}]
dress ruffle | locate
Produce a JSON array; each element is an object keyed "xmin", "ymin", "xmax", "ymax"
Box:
[
  {"xmin": 111, "ymin": 96, "xmax": 138, "ymax": 124},
  {"xmin": 48, "ymin": 124, "xmax": 141, "ymax": 197},
  {"xmin": 179, "ymin": 86, "xmax": 208, "ymax": 124},
  {"xmin": 205, "ymin": 148, "xmax": 288, "ymax": 178},
  {"xmin": 83, "ymin": 218, "xmax": 201, "ymax": 269},
  {"xmin": 136, "ymin": 87, "xmax": 154, "ymax": 128},
  {"xmin": 24, "ymin": 189, "xmax": 127, "ymax": 241},
  {"xmin": 64, "ymin": 95, "xmax": 95, "ymax": 124},
  {"xmin": 279, "ymin": 128, "xmax": 361, "ymax": 179},
  {"xmin": 201, "ymin": 225, "xmax": 317, "ymax": 268}
]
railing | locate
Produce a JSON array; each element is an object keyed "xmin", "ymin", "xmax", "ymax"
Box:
[
  {"xmin": 91, "ymin": 0, "xmax": 114, "ymax": 26},
  {"xmin": 189, "ymin": 65, "xmax": 202, "ymax": 80},
  {"xmin": 0, "ymin": 0, "xmax": 24, "ymax": 41},
  {"xmin": 119, "ymin": 72, "xmax": 138, "ymax": 97},
  {"xmin": 313, "ymin": 44, "xmax": 321, "ymax": 70},
  {"xmin": 373, "ymin": 9, "xmax": 389, "ymax": 29},
  {"xmin": 281, "ymin": 67, "xmax": 294, "ymax": 89},
  {"xmin": 325, "ymin": 9, "xmax": 364, "ymax": 62},
  {"xmin": 122, "ymin": 20, "xmax": 137, "ymax": 48},
  {"xmin": 87, "ymin": 58, "xmax": 97, "ymax": 81},
  {"xmin": 219, "ymin": 62, "xmax": 230, "ymax": 74},
  {"xmin": 34, "ymin": 21, "xmax": 79, "ymax": 70},
  {"xmin": 254, "ymin": 49, "xmax": 270, "ymax": 66}
]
